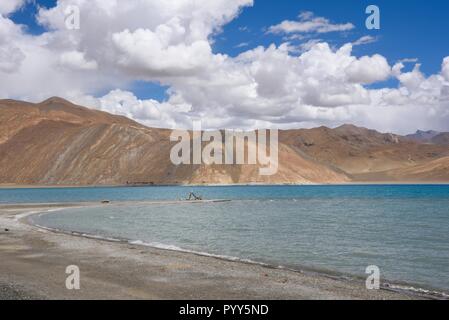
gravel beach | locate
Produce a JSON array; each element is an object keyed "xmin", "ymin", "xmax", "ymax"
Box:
[{"xmin": 0, "ymin": 203, "xmax": 422, "ymax": 300}]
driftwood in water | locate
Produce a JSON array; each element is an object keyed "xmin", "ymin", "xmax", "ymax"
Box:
[{"xmin": 187, "ymin": 192, "xmax": 202, "ymax": 201}]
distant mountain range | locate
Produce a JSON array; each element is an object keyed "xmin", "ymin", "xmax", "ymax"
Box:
[
  {"xmin": 1, "ymin": 97, "xmax": 449, "ymax": 185},
  {"xmin": 405, "ymin": 130, "xmax": 449, "ymax": 144}
]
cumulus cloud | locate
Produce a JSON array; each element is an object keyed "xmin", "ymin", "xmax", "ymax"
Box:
[
  {"xmin": 286, "ymin": 39, "xmax": 323, "ymax": 53},
  {"xmin": 112, "ymin": 28, "xmax": 215, "ymax": 76},
  {"xmin": 268, "ymin": 11, "xmax": 354, "ymax": 34},
  {"xmin": 0, "ymin": 13, "xmax": 22, "ymax": 39},
  {"xmin": 1, "ymin": 1, "xmax": 449, "ymax": 134},
  {"xmin": 0, "ymin": 0, "xmax": 24, "ymax": 15},
  {"xmin": 346, "ymin": 54, "xmax": 391, "ymax": 84},
  {"xmin": 0, "ymin": 0, "xmax": 253, "ymax": 101},
  {"xmin": 442, "ymin": 57, "xmax": 449, "ymax": 81},
  {"xmin": 352, "ymin": 35, "xmax": 377, "ymax": 46},
  {"xmin": 0, "ymin": 46, "xmax": 25, "ymax": 73},
  {"xmin": 59, "ymin": 51, "xmax": 98, "ymax": 70}
]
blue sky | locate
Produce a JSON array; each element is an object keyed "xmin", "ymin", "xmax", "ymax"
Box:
[
  {"xmin": 10, "ymin": 0, "xmax": 56, "ymax": 34},
  {"xmin": 216, "ymin": 0, "xmax": 449, "ymax": 75},
  {"xmin": 2, "ymin": 0, "xmax": 449, "ymax": 132},
  {"xmin": 9, "ymin": 0, "xmax": 449, "ymax": 102}
]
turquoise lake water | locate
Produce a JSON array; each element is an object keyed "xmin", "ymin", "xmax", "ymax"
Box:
[{"xmin": 2, "ymin": 185, "xmax": 449, "ymax": 293}]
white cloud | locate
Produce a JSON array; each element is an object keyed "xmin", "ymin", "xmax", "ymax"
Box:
[
  {"xmin": 0, "ymin": 14, "xmax": 22, "ymax": 40},
  {"xmin": 112, "ymin": 28, "xmax": 215, "ymax": 76},
  {"xmin": 352, "ymin": 35, "xmax": 377, "ymax": 46},
  {"xmin": 442, "ymin": 56, "xmax": 449, "ymax": 81},
  {"xmin": 346, "ymin": 54, "xmax": 391, "ymax": 84},
  {"xmin": 268, "ymin": 11, "xmax": 354, "ymax": 34},
  {"xmin": 235, "ymin": 42, "xmax": 250, "ymax": 48},
  {"xmin": 299, "ymin": 39, "xmax": 322, "ymax": 52},
  {"xmin": 0, "ymin": 0, "xmax": 24, "ymax": 15},
  {"xmin": 71, "ymin": 89, "xmax": 193, "ymax": 129},
  {"xmin": 0, "ymin": 46, "xmax": 25, "ymax": 73},
  {"xmin": 398, "ymin": 58, "xmax": 419, "ymax": 64},
  {"xmin": 59, "ymin": 51, "xmax": 98, "ymax": 70},
  {"xmin": 1, "ymin": 1, "xmax": 449, "ymax": 134}
]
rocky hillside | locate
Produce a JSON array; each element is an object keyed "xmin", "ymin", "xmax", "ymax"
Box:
[
  {"xmin": 0, "ymin": 98, "xmax": 347, "ymax": 185},
  {"xmin": 406, "ymin": 130, "xmax": 449, "ymax": 145},
  {"xmin": 0, "ymin": 98, "xmax": 448, "ymax": 185}
]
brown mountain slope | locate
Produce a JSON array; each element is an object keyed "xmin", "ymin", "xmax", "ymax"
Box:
[
  {"xmin": 354, "ymin": 156, "xmax": 449, "ymax": 182},
  {"xmin": 280, "ymin": 124, "xmax": 449, "ymax": 176},
  {"xmin": 405, "ymin": 130, "xmax": 449, "ymax": 145},
  {"xmin": 1, "ymin": 98, "xmax": 448, "ymax": 185},
  {"xmin": 0, "ymin": 98, "xmax": 348, "ymax": 185},
  {"xmin": 405, "ymin": 130, "xmax": 440, "ymax": 143},
  {"xmin": 0, "ymin": 97, "xmax": 140, "ymax": 143},
  {"xmin": 389, "ymin": 156, "xmax": 449, "ymax": 181},
  {"xmin": 431, "ymin": 133, "xmax": 449, "ymax": 145}
]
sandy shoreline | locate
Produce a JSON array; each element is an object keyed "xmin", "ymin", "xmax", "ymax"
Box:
[{"xmin": 0, "ymin": 202, "xmax": 432, "ymax": 300}]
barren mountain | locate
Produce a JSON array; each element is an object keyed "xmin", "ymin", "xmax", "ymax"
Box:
[
  {"xmin": 405, "ymin": 130, "xmax": 449, "ymax": 145},
  {"xmin": 280, "ymin": 124, "xmax": 448, "ymax": 176},
  {"xmin": 1, "ymin": 98, "xmax": 448, "ymax": 186},
  {"xmin": 354, "ymin": 156, "xmax": 449, "ymax": 182},
  {"xmin": 0, "ymin": 98, "xmax": 347, "ymax": 185},
  {"xmin": 405, "ymin": 130, "xmax": 441, "ymax": 143},
  {"xmin": 431, "ymin": 133, "xmax": 449, "ymax": 145}
]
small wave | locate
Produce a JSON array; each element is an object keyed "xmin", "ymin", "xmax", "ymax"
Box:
[
  {"xmin": 59, "ymin": 235, "xmax": 449, "ymax": 299},
  {"xmin": 14, "ymin": 207, "xmax": 65, "ymax": 221},
  {"xmin": 129, "ymin": 240, "xmax": 268, "ymax": 266},
  {"xmin": 387, "ymin": 284, "xmax": 449, "ymax": 299},
  {"xmin": 27, "ymin": 208, "xmax": 449, "ymax": 300},
  {"xmin": 32, "ymin": 223, "xmax": 123, "ymax": 243}
]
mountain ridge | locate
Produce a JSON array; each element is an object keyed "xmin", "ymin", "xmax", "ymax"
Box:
[
  {"xmin": 405, "ymin": 129, "xmax": 449, "ymax": 145},
  {"xmin": 1, "ymin": 98, "xmax": 449, "ymax": 185}
]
